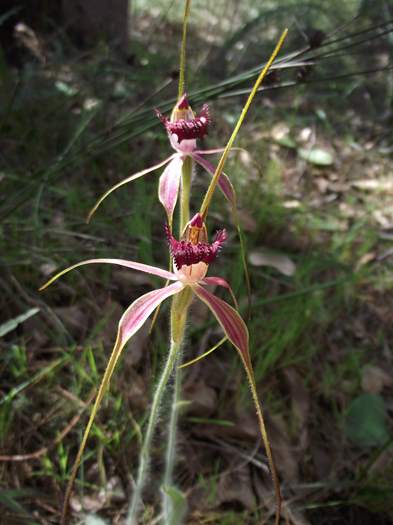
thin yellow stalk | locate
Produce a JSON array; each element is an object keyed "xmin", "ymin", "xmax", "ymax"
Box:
[
  {"xmin": 60, "ymin": 334, "xmax": 126, "ymax": 524},
  {"xmin": 200, "ymin": 29, "xmax": 288, "ymax": 220}
]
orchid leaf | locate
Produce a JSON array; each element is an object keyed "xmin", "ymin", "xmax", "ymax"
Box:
[
  {"xmin": 87, "ymin": 154, "xmax": 177, "ymax": 223},
  {"xmin": 162, "ymin": 485, "xmax": 187, "ymax": 525}
]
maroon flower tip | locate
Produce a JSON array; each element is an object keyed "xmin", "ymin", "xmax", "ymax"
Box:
[
  {"xmin": 190, "ymin": 213, "xmax": 204, "ymax": 228},
  {"xmin": 165, "ymin": 224, "xmax": 226, "ymax": 270},
  {"xmin": 156, "ymin": 104, "xmax": 210, "ymax": 144},
  {"xmin": 154, "ymin": 108, "xmax": 167, "ymax": 125},
  {"xmin": 177, "ymin": 93, "xmax": 190, "ymax": 109},
  {"xmin": 214, "ymin": 229, "xmax": 227, "ymax": 245}
]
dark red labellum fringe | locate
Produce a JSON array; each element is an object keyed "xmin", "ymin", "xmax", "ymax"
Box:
[
  {"xmin": 165, "ymin": 226, "xmax": 227, "ymax": 269},
  {"xmin": 155, "ymin": 105, "xmax": 210, "ymax": 143}
]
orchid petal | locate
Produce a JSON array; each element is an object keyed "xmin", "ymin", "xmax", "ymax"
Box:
[
  {"xmin": 193, "ymin": 284, "xmax": 281, "ymax": 523},
  {"xmin": 193, "ymin": 283, "xmax": 250, "ymax": 369},
  {"xmin": 201, "ymin": 276, "xmax": 239, "ymax": 310},
  {"xmin": 158, "ymin": 155, "xmax": 183, "ymax": 223},
  {"xmin": 193, "ymin": 152, "xmax": 251, "ymax": 318},
  {"xmin": 118, "ymin": 281, "xmax": 184, "ymax": 347},
  {"xmin": 179, "ymin": 336, "xmax": 227, "ymax": 368},
  {"xmin": 60, "ymin": 281, "xmax": 184, "ymax": 523},
  {"xmin": 39, "ymin": 259, "xmax": 177, "ymax": 291},
  {"xmin": 192, "ymin": 152, "xmax": 236, "ymax": 206},
  {"xmin": 87, "ymin": 154, "xmax": 177, "ymax": 223}
]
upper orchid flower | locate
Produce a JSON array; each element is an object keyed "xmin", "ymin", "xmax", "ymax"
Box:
[{"xmin": 87, "ymin": 95, "xmax": 237, "ymax": 225}]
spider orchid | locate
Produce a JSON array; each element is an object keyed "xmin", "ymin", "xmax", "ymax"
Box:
[
  {"xmin": 40, "ymin": 213, "xmax": 246, "ymax": 359},
  {"xmin": 87, "ymin": 94, "xmax": 237, "ymax": 225},
  {"xmin": 39, "ymin": 214, "xmax": 252, "ymax": 511}
]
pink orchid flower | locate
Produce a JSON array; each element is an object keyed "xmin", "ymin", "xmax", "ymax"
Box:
[
  {"xmin": 40, "ymin": 213, "xmax": 249, "ymax": 371},
  {"xmin": 87, "ymin": 95, "xmax": 237, "ymax": 224}
]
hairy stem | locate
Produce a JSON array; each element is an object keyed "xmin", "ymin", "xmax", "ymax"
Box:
[
  {"xmin": 126, "ymin": 289, "xmax": 192, "ymax": 525},
  {"xmin": 162, "ymin": 353, "xmax": 183, "ymax": 521},
  {"xmin": 126, "ymin": 339, "xmax": 181, "ymax": 525},
  {"xmin": 161, "ymin": 288, "xmax": 192, "ymax": 523}
]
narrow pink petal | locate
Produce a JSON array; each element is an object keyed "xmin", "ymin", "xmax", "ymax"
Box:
[
  {"xmin": 202, "ymin": 276, "xmax": 232, "ymax": 288},
  {"xmin": 201, "ymin": 276, "xmax": 238, "ymax": 309},
  {"xmin": 118, "ymin": 281, "xmax": 184, "ymax": 347},
  {"xmin": 87, "ymin": 154, "xmax": 177, "ymax": 223},
  {"xmin": 39, "ymin": 259, "xmax": 177, "ymax": 291},
  {"xmin": 192, "ymin": 153, "xmax": 236, "ymax": 206},
  {"xmin": 158, "ymin": 155, "xmax": 183, "ymax": 222},
  {"xmin": 193, "ymin": 283, "xmax": 250, "ymax": 369}
]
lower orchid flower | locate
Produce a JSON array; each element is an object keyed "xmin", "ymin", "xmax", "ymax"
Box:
[
  {"xmin": 39, "ymin": 213, "xmax": 257, "ymax": 521},
  {"xmin": 41, "ymin": 213, "xmax": 245, "ymax": 360},
  {"xmin": 86, "ymin": 94, "xmax": 238, "ymax": 225}
]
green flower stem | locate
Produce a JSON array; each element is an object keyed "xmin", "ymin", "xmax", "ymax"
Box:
[
  {"xmin": 160, "ymin": 156, "xmax": 193, "ymax": 523},
  {"xmin": 178, "ymin": 0, "xmax": 192, "ymax": 100},
  {"xmin": 162, "ymin": 353, "xmax": 183, "ymax": 522},
  {"xmin": 161, "ymin": 289, "xmax": 192, "ymax": 525}
]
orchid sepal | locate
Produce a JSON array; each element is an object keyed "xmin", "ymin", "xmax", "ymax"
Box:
[
  {"xmin": 192, "ymin": 283, "xmax": 282, "ymax": 523},
  {"xmin": 59, "ymin": 280, "xmax": 184, "ymax": 524},
  {"xmin": 192, "ymin": 283, "xmax": 250, "ymax": 369},
  {"xmin": 192, "ymin": 152, "xmax": 236, "ymax": 206},
  {"xmin": 201, "ymin": 276, "xmax": 239, "ymax": 310},
  {"xmin": 158, "ymin": 155, "xmax": 183, "ymax": 225},
  {"xmin": 39, "ymin": 258, "xmax": 177, "ymax": 292},
  {"xmin": 86, "ymin": 154, "xmax": 177, "ymax": 223}
]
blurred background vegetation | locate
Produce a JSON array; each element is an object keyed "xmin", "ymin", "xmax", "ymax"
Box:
[{"xmin": 0, "ymin": 0, "xmax": 393, "ymax": 523}]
